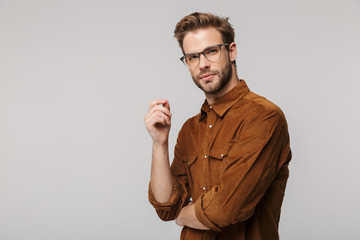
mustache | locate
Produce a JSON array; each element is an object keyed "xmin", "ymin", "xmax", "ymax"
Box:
[{"xmin": 197, "ymin": 70, "xmax": 218, "ymax": 78}]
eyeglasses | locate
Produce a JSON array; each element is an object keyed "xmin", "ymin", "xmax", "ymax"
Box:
[{"xmin": 180, "ymin": 43, "xmax": 229, "ymax": 69}]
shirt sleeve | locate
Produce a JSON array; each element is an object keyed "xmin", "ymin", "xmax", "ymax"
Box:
[
  {"xmin": 194, "ymin": 110, "xmax": 291, "ymax": 231},
  {"xmin": 148, "ymin": 122, "xmax": 192, "ymax": 221}
]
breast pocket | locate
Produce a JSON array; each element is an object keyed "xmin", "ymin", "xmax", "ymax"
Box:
[{"xmin": 208, "ymin": 145, "xmax": 228, "ymax": 186}]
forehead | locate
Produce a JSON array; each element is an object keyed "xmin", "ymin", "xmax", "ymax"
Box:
[{"xmin": 182, "ymin": 27, "xmax": 223, "ymax": 54}]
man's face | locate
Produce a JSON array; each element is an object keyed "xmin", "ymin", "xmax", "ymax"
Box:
[{"xmin": 182, "ymin": 27, "xmax": 233, "ymax": 95}]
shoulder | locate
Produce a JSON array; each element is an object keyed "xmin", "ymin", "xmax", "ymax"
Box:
[
  {"xmin": 227, "ymin": 92, "xmax": 290, "ymax": 149},
  {"xmin": 178, "ymin": 113, "xmax": 201, "ymax": 139},
  {"xmin": 231, "ymin": 91, "xmax": 288, "ymax": 126},
  {"xmin": 175, "ymin": 113, "xmax": 201, "ymax": 152},
  {"xmin": 180, "ymin": 112, "xmax": 201, "ymax": 131}
]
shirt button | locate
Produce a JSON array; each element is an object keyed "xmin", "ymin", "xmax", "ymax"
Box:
[
  {"xmin": 202, "ymin": 186, "xmax": 206, "ymax": 190},
  {"xmin": 220, "ymin": 154, "xmax": 224, "ymax": 158},
  {"xmin": 187, "ymin": 161, "xmax": 189, "ymax": 165},
  {"xmin": 209, "ymin": 105, "xmax": 212, "ymax": 109},
  {"xmin": 209, "ymin": 125, "xmax": 212, "ymax": 128},
  {"xmin": 204, "ymin": 155, "xmax": 207, "ymax": 159}
]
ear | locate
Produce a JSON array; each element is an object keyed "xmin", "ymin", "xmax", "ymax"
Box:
[{"xmin": 228, "ymin": 42, "xmax": 237, "ymax": 62}]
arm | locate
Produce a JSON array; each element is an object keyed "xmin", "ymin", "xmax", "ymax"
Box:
[
  {"xmin": 175, "ymin": 202, "xmax": 209, "ymax": 230},
  {"xmin": 145, "ymin": 99, "xmax": 173, "ymax": 203},
  {"xmin": 147, "ymin": 112, "xmax": 192, "ymax": 221},
  {"xmin": 193, "ymin": 111, "xmax": 291, "ymax": 231}
]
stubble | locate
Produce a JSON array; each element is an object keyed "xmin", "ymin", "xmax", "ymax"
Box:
[{"xmin": 191, "ymin": 58, "xmax": 232, "ymax": 95}]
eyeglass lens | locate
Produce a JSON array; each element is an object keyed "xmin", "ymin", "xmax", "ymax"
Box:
[{"xmin": 185, "ymin": 45, "xmax": 222, "ymax": 68}]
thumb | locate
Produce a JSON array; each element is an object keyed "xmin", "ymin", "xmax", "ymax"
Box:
[{"xmin": 163, "ymin": 99, "xmax": 170, "ymax": 111}]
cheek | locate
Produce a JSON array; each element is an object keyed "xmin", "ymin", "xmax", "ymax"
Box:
[{"xmin": 189, "ymin": 69, "xmax": 199, "ymax": 79}]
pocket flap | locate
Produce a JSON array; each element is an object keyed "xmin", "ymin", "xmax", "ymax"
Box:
[
  {"xmin": 209, "ymin": 146, "xmax": 228, "ymax": 160},
  {"xmin": 181, "ymin": 153, "xmax": 198, "ymax": 167}
]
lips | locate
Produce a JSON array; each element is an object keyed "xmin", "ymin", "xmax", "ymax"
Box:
[{"xmin": 200, "ymin": 73, "xmax": 215, "ymax": 82}]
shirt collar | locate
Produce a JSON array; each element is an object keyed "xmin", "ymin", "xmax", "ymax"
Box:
[{"xmin": 200, "ymin": 79, "xmax": 250, "ymax": 121}]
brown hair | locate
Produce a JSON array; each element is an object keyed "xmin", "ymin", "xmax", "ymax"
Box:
[{"xmin": 174, "ymin": 12, "xmax": 235, "ymax": 50}]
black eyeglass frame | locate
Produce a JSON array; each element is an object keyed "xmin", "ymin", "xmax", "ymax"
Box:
[{"xmin": 180, "ymin": 43, "xmax": 230, "ymax": 68}]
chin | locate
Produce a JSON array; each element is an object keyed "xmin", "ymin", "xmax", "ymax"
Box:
[{"xmin": 202, "ymin": 84, "xmax": 222, "ymax": 95}]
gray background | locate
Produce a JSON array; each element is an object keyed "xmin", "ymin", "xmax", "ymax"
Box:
[{"xmin": 1, "ymin": 0, "xmax": 359, "ymax": 239}]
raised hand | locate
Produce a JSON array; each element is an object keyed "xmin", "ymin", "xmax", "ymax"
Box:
[{"xmin": 144, "ymin": 99, "xmax": 172, "ymax": 146}]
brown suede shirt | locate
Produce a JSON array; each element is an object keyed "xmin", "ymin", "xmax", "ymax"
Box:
[{"xmin": 149, "ymin": 80, "xmax": 292, "ymax": 240}]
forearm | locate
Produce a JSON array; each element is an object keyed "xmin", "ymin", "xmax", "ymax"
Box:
[
  {"xmin": 150, "ymin": 142, "xmax": 174, "ymax": 203},
  {"xmin": 176, "ymin": 203, "xmax": 209, "ymax": 230}
]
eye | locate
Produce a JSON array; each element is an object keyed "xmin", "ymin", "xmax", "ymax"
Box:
[
  {"xmin": 205, "ymin": 47, "xmax": 219, "ymax": 55},
  {"xmin": 186, "ymin": 54, "xmax": 199, "ymax": 62}
]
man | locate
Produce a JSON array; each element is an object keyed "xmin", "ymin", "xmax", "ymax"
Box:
[{"xmin": 144, "ymin": 12, "xmax": 291, "ymax": 240}]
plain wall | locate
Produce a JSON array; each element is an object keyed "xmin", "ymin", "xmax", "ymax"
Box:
[{"xmin": 0, "ymin": 0, "xmax": 359, "ymax": 239}]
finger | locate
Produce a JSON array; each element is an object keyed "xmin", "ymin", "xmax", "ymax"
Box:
[
  {"xmin": 152, "ymin": 115, "xmax": 171, "ymax": 126},
  {"xmin": 163, "ymin": 99, "xmax": 170, "ymax": 111},
  {"xmin": 149, "ymin": 99, "xmax": 166, "ymax": 109},
  {"xmin": 144, "ymin": 109, "xmax": 170, "ymax": 127},
  {"xmin": 149, "ymin": 99, "xmax": 171, "ymax": 115},
  {"xmin": 148, "ymin": 104, "xmax": 172, "ymax": 117},
  {"xmin": 155, "ymin": 112, "xmax": 171, "ymax": 125},
  {"xmin": 146, "ymin": 111, "xmax": 171, "ymax": 126}
]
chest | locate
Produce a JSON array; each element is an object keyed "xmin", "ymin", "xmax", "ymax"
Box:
[{"xmin": 182, "ymin": 112, "xmax": 245, "ymax": 201}]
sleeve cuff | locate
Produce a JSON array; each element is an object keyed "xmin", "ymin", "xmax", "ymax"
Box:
[
  {"xmin": 194, "ymin": 196, "xmax": 222, "ymax": 232},
  {"xmin": 148, "ymin": 181, "xmax": 181, "ymax": 209}
]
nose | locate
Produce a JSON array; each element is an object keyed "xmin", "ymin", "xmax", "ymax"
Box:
[{"xmin": 198, "ymin": 53, "xmax": 210, "ymax": 70}]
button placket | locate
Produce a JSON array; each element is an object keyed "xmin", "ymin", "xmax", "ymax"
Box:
[
  {"xmin": 207, "ymin": 107, "xmax": 216, "ymax": 131},
  {"xmin": 202, "ymin": 108, "xmax": 217, "ymax": 195}
]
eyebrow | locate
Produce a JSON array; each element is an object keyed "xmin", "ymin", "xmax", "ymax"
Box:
[{"xmin": 184, "ymin": 43, "xmax": 224, "ymax": 55}]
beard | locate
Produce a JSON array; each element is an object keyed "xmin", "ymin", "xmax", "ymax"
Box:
[{"xmin": 191, "ymin": 58, "xmax": 232, "ymax": 95}]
